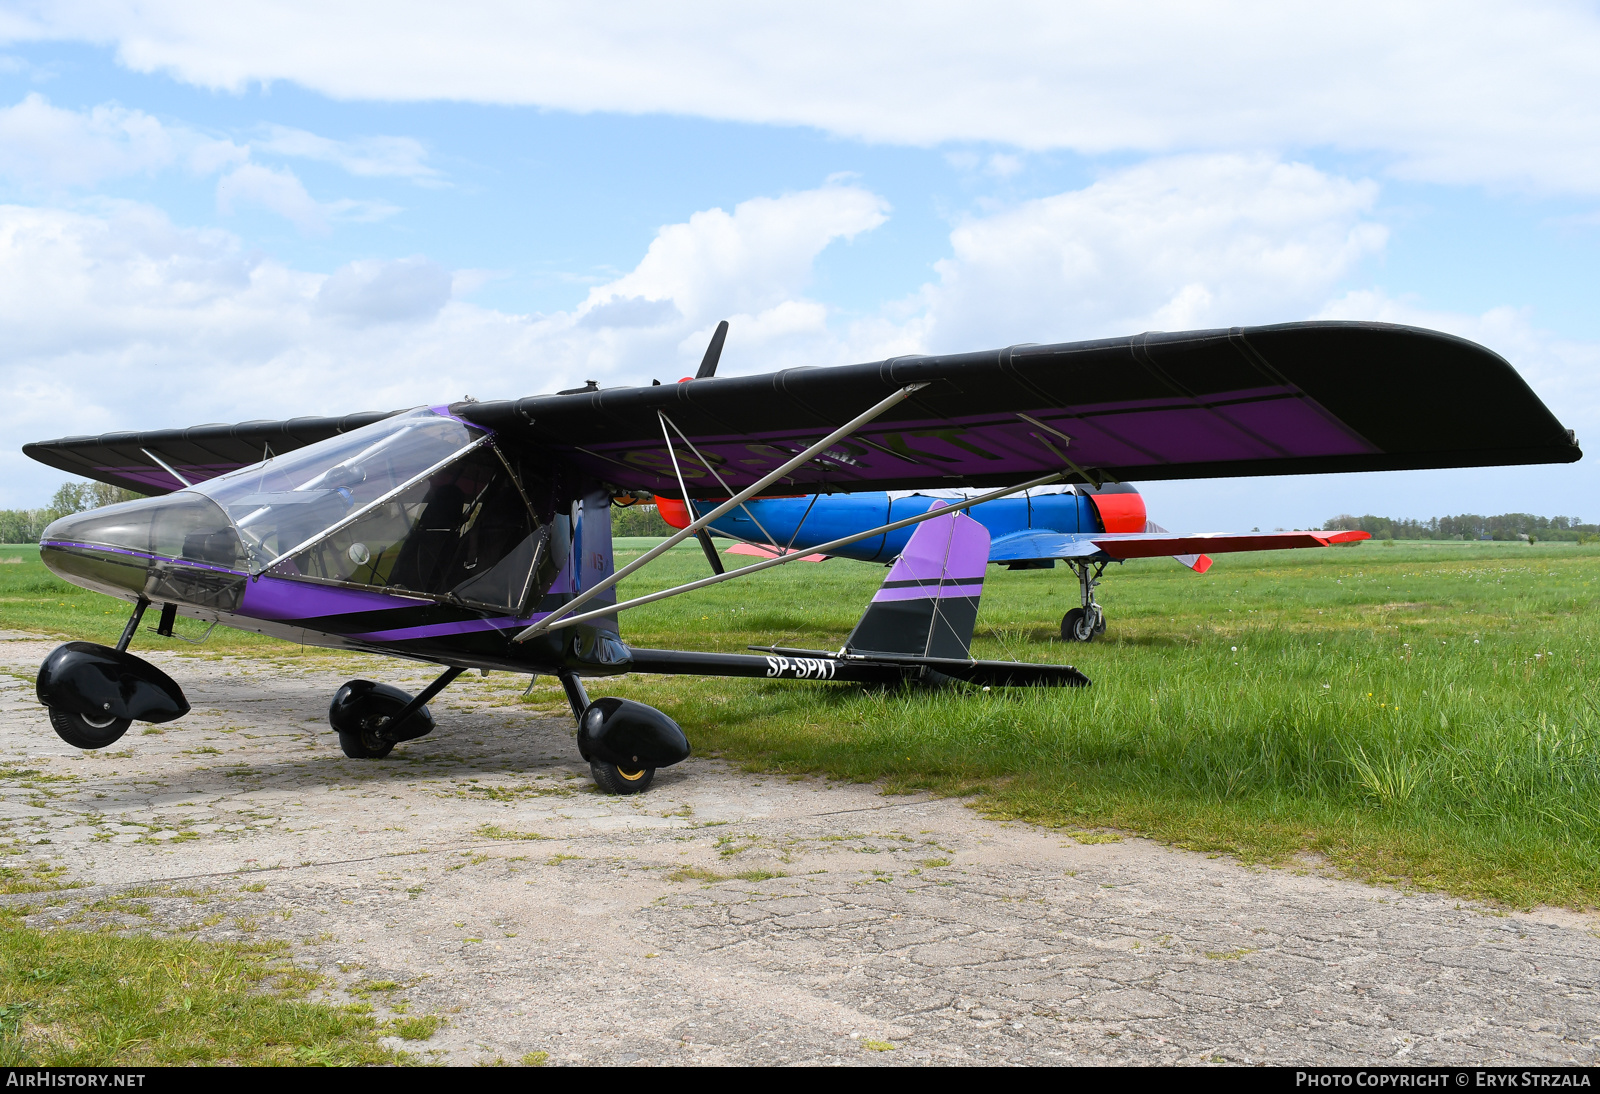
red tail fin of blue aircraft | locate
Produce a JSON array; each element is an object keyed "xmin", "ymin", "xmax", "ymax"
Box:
[{"xmin": 845, "ymin": 503, "xmax": 990, "ymax": 660}]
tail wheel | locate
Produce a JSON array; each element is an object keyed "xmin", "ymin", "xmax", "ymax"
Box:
[
  {"xmin": 590, "ymin": 761, "xmax": 655, "ymax": 794},
  {"xmin": 337, "ymin": 729, "xmax": 394, "ymax": 760},
  {"xmin": 48, "ymin": 706, "xmax": 132, "ymax": 750},
  {"xmin": 1061, "ymin": 608, "xmax": 1097, "ymax": 643}
]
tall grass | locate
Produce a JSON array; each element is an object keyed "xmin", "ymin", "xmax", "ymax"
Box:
[
  {"xmin": 603, "ymin": 538, "xmax": 1600, "ymax": 908},
  {"xmin": 5, "ymin": 538, "xmax": 1597, "ymax": 907}
]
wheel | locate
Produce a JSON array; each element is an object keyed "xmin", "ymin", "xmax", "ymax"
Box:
[
  {"xmin": 329, "ymin": 679, "xmax": 429, "ymax": 759},
  {"xmin": 1092, "ymin": 607, "xmax": 1107, "ymax": 636},
  {"xmin": 1060, "ymin": 608, "xmax": 1097, "ymax": 642},
  {"xmin": 48, "ymin": 705, "xmax": 131, "ymax": 750},
  {"xmin": 590, "ymin": 761, "xmax": 655, "ymax": 794},
  {"xmin": 337, "ymin": 728, "xmax": 394, "ymax": 760}
]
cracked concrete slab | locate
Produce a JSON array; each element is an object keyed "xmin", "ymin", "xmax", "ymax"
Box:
[{"xmin": 0, "ymin": 636, "xmax": 1597, "ymax": 1066}]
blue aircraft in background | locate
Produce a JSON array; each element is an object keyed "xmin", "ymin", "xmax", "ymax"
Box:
[
  {"xmin": 640, "ymin": 321, "xmax": 1369, "ymax": 642},
  {"xmin": 653, "ymin": 483, "xmax": 1367, "ymax": 642}
]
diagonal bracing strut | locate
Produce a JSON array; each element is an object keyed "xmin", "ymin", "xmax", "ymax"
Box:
[
  {"xmin": 659, "ymin": 411, "xmax": 784, "ymax": 551},
  {"xmin": 513, "ymin": 382, "xmax": 930, "ymax": 642},
  {"xmin": 531, "ymin": 470, "xmax": 1068, "ymax": 634}
]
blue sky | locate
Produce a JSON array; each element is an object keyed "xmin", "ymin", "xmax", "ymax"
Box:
[{"xmin": 0, "ymin": 4, "xmax": 1596, "ymax": 531}]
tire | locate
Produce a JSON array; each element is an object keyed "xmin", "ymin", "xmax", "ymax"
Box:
[
  {"xmin": 1060, "ymin": 608, "xmax": 1097, "ymax": 643},
  {"xmin": 48, "ymin": 705, "xmax": 131, "ymax": 750},
  {"xmin": 1092, "ymin": 608, "xmax": 1107, "ymax": 636},
  {"xmin": 337, "ymin": 728, "xmax": 394, "ymax": 760},
  {"xmin": 590, "ymin": 761, "xmax": 655, "ymax": 794}
]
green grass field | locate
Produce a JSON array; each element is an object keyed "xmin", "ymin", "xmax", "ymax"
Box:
[{"xmin": 3, "ymin": 536, "xmax": 1598, "ymax": 910}]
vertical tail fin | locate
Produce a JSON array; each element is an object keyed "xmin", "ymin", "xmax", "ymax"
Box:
[{"xmin": 845, "ymin": 504, "xmax": 989, "ymax": 659}]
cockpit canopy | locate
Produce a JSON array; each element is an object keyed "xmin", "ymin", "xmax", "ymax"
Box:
[{"xmin": 43, "ymin": 409, "xmax": 551, "ymax": 615}]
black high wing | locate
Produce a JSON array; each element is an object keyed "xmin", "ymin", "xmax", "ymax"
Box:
[
  {"xmin": 23, "ymin": 322, "xmax": 1581, "ymax": 496},
  {"xmin": 24, "ymin": 410, "xmax": 400, "ymax": 495}
]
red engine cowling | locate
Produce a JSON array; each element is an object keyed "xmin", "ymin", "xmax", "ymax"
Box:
[
  {"xmin": 652, "ymin": 495, "xmax": 691, "ymax": 529},
  {"xmin": 1083, "ymin": 483, "xmax": 1146, "ymax": 533}
]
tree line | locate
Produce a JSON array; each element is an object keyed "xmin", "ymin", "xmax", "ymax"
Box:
[
  {"xmin": 0, "ymin": 482, "xmax": 144, "ymax": 543},
  {"xmin": 4, "ymin": 482, "xmax": 1596, "ymax": 546},
  {"xmin": 1, "ymin": 483, "xmax": 680, "ymax": 544},
  {"xmin": 1323, "ymin": 512, "xmax": 1600, "ymax": 542}
]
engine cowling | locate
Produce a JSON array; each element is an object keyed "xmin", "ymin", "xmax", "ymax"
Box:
[{"xmin": 1083, "ymin": 482, "xmax": 1147, "ymax": 533}]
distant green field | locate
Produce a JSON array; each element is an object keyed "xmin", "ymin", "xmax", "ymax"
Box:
[{"xmin": 4, "ymin": 536, "xmax": 1597, "ymax": 909}]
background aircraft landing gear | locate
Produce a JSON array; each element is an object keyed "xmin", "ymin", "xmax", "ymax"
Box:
[{"xmin": 1061, "ymin": 561, "xmax": 1109, "ymax": 642}]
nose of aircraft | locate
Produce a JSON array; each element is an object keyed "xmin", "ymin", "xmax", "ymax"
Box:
[{"xmin": 40, "ymin": 492, "xmax": 249, "ymax": 612}]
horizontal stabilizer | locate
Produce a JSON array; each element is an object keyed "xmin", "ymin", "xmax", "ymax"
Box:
[
  {"xmin": 724, "ymin": 542, "xmax": 829, "ymax": 563},
  {"xmin": 988, "ymin": 531, "xmax": 1104, "ymax": 562},
  {"xmin": 1091, "ymin": 529, "xmax": 1370, "ymax": 559}
]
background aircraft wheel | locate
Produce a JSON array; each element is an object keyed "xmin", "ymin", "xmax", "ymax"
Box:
[
  {"xmin": 1061, "ymin": 608, "xmax": 1097, "ymax": 642},
  {"xmin": 337, "ymin": 729, "xmax": 394, "ymax": 760},
  {"xmin": 590, "ymin": 761, "xmax": 655, "ymax": 794},
  {"xmin": 47, "ymin": 706, "xmax": 131, "ymax": 750}
]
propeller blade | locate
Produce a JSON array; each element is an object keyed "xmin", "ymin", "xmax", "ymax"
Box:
[{"xmin": 696, "ymin": 320, "xmax": 729, "ymax": 379}]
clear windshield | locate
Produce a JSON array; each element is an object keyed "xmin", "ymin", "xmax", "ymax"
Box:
[
  {"xmin": 192, "ymin": 409, "xmax": 477, "ymax": 566},
  {"xmin": 270, "ymin": 442, "xmax": 545, "ymax": 612}
]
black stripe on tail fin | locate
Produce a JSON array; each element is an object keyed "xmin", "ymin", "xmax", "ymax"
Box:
[{"xmin": 845, "ymin": 504, "xmax": 990, "ymax": 659}]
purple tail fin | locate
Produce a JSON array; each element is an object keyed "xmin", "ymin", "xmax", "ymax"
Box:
[{"xmin": 845, "ymin": 504, "xmax": 989, "ymax": 659}]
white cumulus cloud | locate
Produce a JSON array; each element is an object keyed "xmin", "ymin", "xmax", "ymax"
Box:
[
  {"xmin": 256, "ymin": 124, "xmax": 439, "ymax": 182},
  {"xmin": 8, "ymin": 1, "xmax": 1600, "ymax": 194},
  {"xmin": 215, "ymin": 162, "xmax": 400, "ymax": 235},
  {"xmin": 0, "ymin": 91, "xmax": 243, "ymax": 186},
  {"xmin": 0, "ymin": 184, "xmax": 892, "ymax": 504},
  {"xmin": 896, "ymin": 154, "xmax": 1386, "ymax": 352}
]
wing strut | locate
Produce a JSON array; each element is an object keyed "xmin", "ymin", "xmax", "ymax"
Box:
[
  {"xmin": 529, "ymin": 469, "xmax": 1067, "ymax": 634},
  {"xmin": 658, "ymin": 411, "xmax": 783, "ymax": 550},
  {"xmin": 140, "ymin": 448, "xmax": 194, "ymax": 489},
  {"xmin": 515, "ymin": 381, "xmax": 931, "ymax": 642}
]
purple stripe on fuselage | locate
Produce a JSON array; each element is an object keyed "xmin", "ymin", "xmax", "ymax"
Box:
[
  {"xmin": 240, "ymin": 575, "xmax": 433, "ymax": 621},
  {"xmin": 349, "ymin": 614, "xmax": 549, "ymax": 642}
]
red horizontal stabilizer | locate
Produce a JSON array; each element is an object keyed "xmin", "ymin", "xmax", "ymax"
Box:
[
  {"xmin": 725, "ymin": 542, "xmax": 830, "ymax": 563},
  {"xmin": 1092, "ymin": 529, "xmax": 1370, "ymax": 560}
]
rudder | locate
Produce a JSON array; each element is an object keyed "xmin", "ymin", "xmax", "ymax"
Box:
[{"xmin": 845, "ymin": 504, "xmax": 989, "ymax": 659}]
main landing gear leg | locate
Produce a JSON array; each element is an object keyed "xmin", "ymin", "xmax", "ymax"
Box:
[
  {"xmin": 1061, "ymin": 562, "xmax": 1108, "ymax": 642},
  {"xmin": 557, "ymin": 670, "xmax": 589, "ymax": 721}
]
